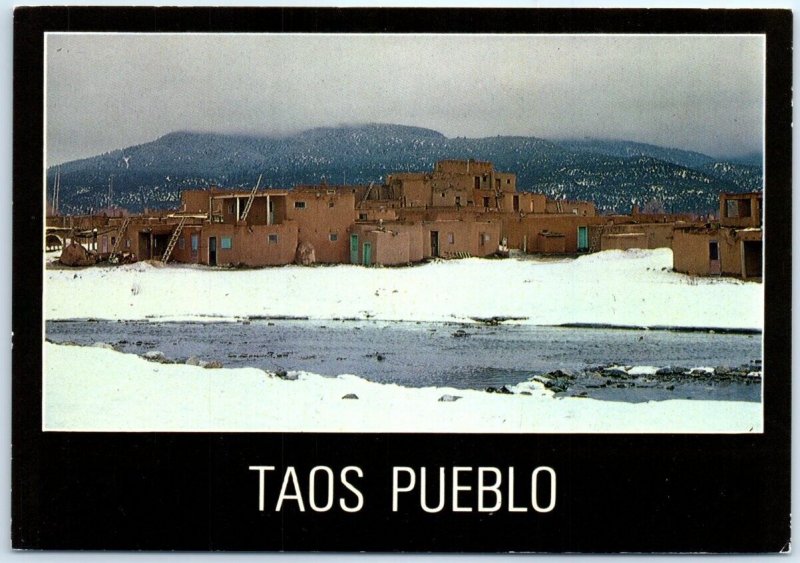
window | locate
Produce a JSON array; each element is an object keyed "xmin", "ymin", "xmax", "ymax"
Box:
[
  {"xmin": 178, "ymin": 237, "xmax": 185, "ymax": 250},
  {"xmin": 359, "ymin": 213, "xmax": 368, "ymax": 221},
  {"xmin": 480, "ymin": 233, "xmax": 486, "ymax": 246},
  {"xmin": 221, "ymin": 237, "xmax": 232, "ymax": 249},
  {"xmin": 483, "ymin": 197, "xmax": 490, "ymax": 207},
  {"xmin": 447, "ymin": 232, "xmax": 454, "ymax": 245},
  {"xmin": 495, "ymin": 179, "xmax": 501, "ymax": 189},
  {"xmin": 474, "ymin": 177, "xmax": 480, "ymax": 189},
  {"xmin": 111, "ymin": 236, "xmax": 116, "ymax": 247},
  {"xmin": 738, "ymin": 199, "xmax": 752, "ymax": 218},
  {"xmin": 328, "ymin": 201, "xmax": 335, "ymax": 208},
  {"xmin": 507, "ymin": 179, "xmax": 511, "ymax": 185},
  {"xmin": 455, "ymin": 196, "xmax": 461, "ymax": 206},
  {"xmin": 268, "ymin": 234, "xmax": 278, "ymax": 244},
  {"xmin": 294, "ymin": 201, "xmax": 306, "ymax": 209},
  {"xmin": 329, "ymin": 233, "xmax": 338, "ymax": 242},
  {"xmin": 125, "ymin": 239, "xmax": 131, "ymax": 248},
  {"xmin": 227, "ymin": 202, "xmax": 234, "ymax": 214},
  {"xmin": 191, "ymin": 234, "xmax": 199, "ymax": 252}
]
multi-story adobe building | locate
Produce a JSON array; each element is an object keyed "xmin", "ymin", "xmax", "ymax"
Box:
[{"xmin": 47, "ymin": 159, "xmax": 708, "ymax": 268}]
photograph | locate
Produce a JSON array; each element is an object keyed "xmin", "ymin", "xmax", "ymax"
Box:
[{"xmin": 42, "ymin": 31, "xmax": 766, "ymax": 433}]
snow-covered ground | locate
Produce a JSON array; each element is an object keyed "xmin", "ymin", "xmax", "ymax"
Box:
[
  {"xmin": 45, "ymin": 249, "xmax": 763, "ymax": 330},
  {"xmin": 44, "ymin": 250, "xmax": 764, "ymax": 433},
  {"xmin": 44, "ymin": 343, "xmax": 762, "ymax": 433}
]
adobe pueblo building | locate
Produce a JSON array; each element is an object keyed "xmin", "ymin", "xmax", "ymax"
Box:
[
  {"xmin": 46, "ymin": 159, "xmax": 759, "ymax": 280},
  {"xmin": 672, "ymin": 192, "xmax": 763, "ymax": 280}
]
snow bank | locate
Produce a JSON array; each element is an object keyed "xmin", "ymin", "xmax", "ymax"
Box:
[
  {"xmin": 44, "ymin": 343, "xmax": 762, "ymax": 433},
  {"xmin": 45, "ymin": 249, "xmax": 763, "ymax": 330}
]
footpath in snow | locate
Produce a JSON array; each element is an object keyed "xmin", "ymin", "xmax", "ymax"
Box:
[
  {"xmin": 45, "ymin": 249, "xmax": 764, "ymax": 331},
  {"xmin": 44, "ymin": 342, "xmax": 762, "ymax": 433}
]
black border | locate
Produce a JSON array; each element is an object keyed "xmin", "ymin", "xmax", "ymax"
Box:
[{"xmin": 13, "ymin": 8, "xmax": 792, "ymax": 552}]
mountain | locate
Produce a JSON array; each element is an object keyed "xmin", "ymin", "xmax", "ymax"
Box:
[{"xmin": 47, "ymin": 124, "xmax": 762, "ymax": 215}]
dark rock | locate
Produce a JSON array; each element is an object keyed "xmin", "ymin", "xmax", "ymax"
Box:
[
  {"xmin": 546, "ymin": 369, "xmax": 574, "ymax": 379},
  {"xmin": 342, "ymin": 393, "xmax": 359, "ymax": 400},
  {"xmin": 603, "ymin": 368, "xmax": 628, "ymax": 377},
  {"xmin": 452, "ymin": 329, "xmax": 469, "ymax": 338},
  {"xmin": 203, "ymin": 360, "xmax": 223, "ymax": 369},
  {"xmin": 498, "ymin": 385, "xmax": 514, "ymax": 395}
]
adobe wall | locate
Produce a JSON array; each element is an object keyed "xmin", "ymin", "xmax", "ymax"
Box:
[
  {"xmin": 600, "ymin": 233, "xmax": 649, "ymax": 251},
  {"xmin": 672, "ymin": 229, "xmax": 715, "ymax": 276},
  {"xmin": 181, "ymin": 190, "xmax": 210, "ymax": 213},
  {"xmin": 398, "ymin": 177, "xmax": 431, "ymax": 208},
  {"xmin": 435, "ymin": 160, "xmax": 494, "ymax": 175},
  {"xmin": 171, "ymin": 223, "xmax": 298, "ymax": 266},
  {"xmin": 422, "ymin": 219, "xmax": 501, "ymax": 257},
  {"xmin": 431, "ymin": 185, "xmax": 471, "ymax": 207},
  {"xmin": 672, "ymin": 227, "xmax": 753, "ymax": 277},
  {"xmin": 501, "ymin": 214, "xmax": 604, "ymax": 253},
  {"xmin": 538, "ymin": 234, "xmax": 566, "ymax": 254},
  {"xmin": 499, "ymin": 192, "xmax": 546, "ymax": 214},
  {"xmin": 383, "ymin": 223, "xmax": 425, "ymax": 263},
  {"xmin": 364, "ymin": 229, "xmax": 412, "ymax": 265},
  {"xmin": 590, "ymin": 223, "xmax": 676, "ymax": 251},
  {"xmin": 287, "ymin": 189, "xmax": 355, "ymax": 263},
  {"xmin": 545, "ymin": 200, "xmax": 596, "ymax": 216}
]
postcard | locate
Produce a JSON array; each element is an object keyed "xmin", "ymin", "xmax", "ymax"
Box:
[{"xmin": 14, "ymin": 7, "xmax": 791, "ymax": 552}]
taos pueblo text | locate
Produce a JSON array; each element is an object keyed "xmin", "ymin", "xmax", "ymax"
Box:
[{"xmin": 249, "ymin": 465, "xmax": 557, "ymax": 514}]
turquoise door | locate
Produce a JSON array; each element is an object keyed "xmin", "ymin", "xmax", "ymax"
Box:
[
  {"xmin": 362, "ymin": 242, "xmax": 372, "ymax": 266},
  {"xmin": 577, "ymin": 226, "xmax": 588, "ymax": 251},
  {"xmin": 350, "ymin": 234, "xmax": 359, "ymax": 264}
]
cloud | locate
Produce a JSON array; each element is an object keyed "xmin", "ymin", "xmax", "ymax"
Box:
[{"xmin": 46, "ymin": 33, "xmax": 764, "ymax": 164}]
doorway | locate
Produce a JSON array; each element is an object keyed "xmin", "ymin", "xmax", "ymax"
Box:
[
  {"xmin": 350, "ymin": 234, "xmax": 359, "ymax": 264},
  {"xmin": 209, "ymin": 236, "xmax": 217, "ymax": 266},
  {"xmin": 138, "ymin": 232, "xmax": 151, "ymax": 260},
  {"xmin": 577, "ymin": 226, "xmax": 588, "ymax": 252},
  {"xmin": 742, "ymin": 240, "xmax": 762, "ymax": 279},
  {"xmin": 362, "ymin": 242, "xmax": 372, "ymax": 266},
  {"xmin": 430, "ymin": 231, "xmax": 439, "ymax": 258},
  {"xmin": 709, "ymin": 240, "xmax": 721, "ymax": 275}
]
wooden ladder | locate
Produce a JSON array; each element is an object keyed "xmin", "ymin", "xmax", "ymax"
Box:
[
  {"xmin": 239, "ymin": 174, "xmax": 262, "ymax": 222},
  {"xmin": 108, "ymin": 216, "xmax": 131, "ymax": 262},
  {"xmin": 161, "ymin": 216, "xmax": 187, "ymax": 264},
  {"xmin": 359, "ymin": 181, "xmax": 375, "ymax": 207}
]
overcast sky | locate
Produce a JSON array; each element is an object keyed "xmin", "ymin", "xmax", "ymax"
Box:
[{"xmin": 45, "ymin": 33, "xmax": 765, "ymax": 165}]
